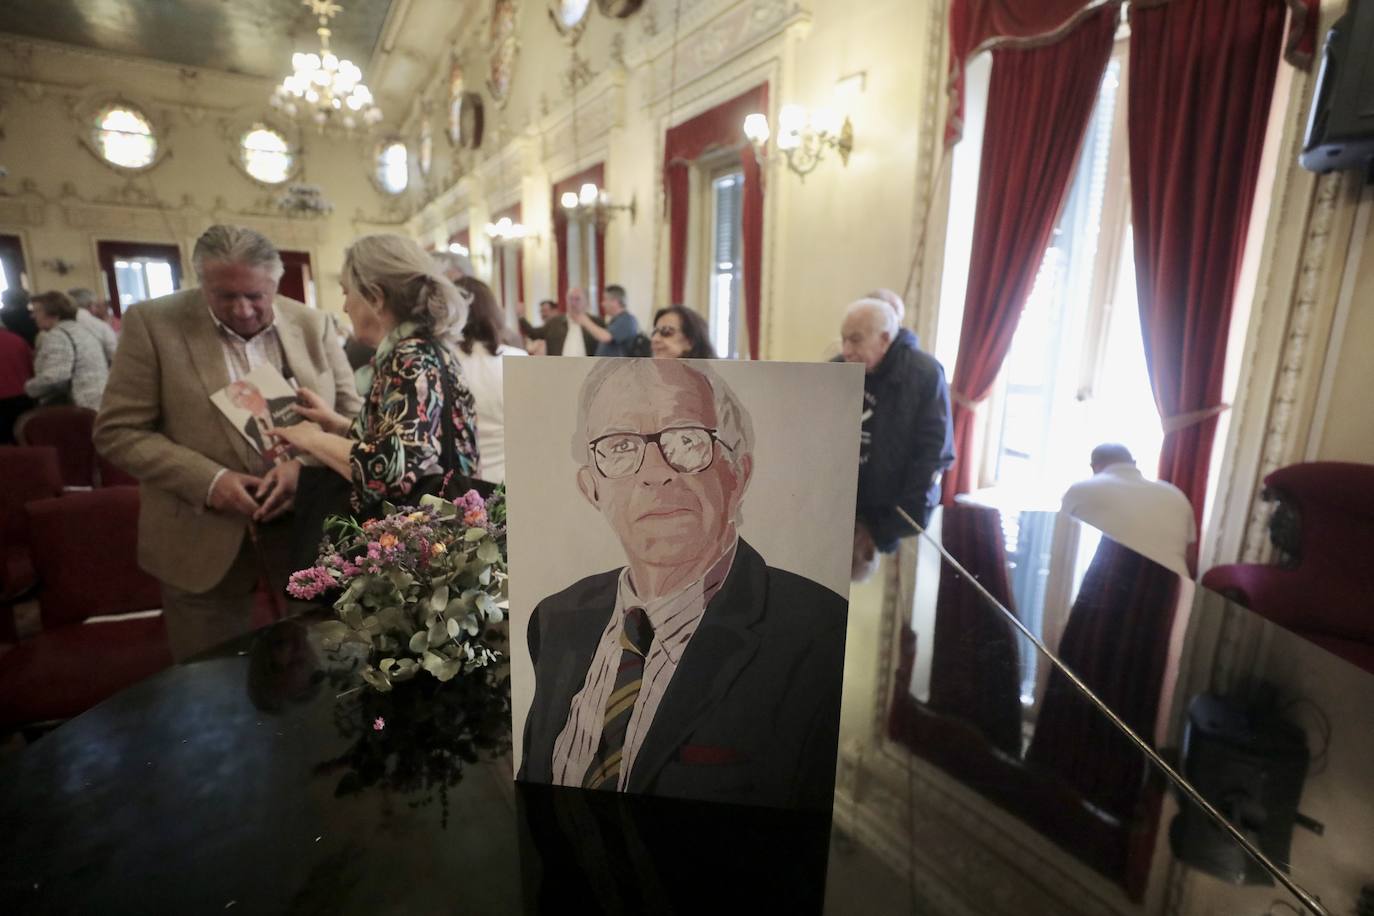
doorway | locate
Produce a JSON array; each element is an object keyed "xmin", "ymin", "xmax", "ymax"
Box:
[{"xmin": 96, "ymin": 241, "xmax": 183, "ymax": 317}]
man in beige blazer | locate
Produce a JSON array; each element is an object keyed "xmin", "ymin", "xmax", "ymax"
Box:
[{"xmin": 95, "ymin": 225, "xmax": 362, "ymax": 660}]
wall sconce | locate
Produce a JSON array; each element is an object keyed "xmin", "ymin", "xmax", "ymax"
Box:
[
  {"xmin": 743, "ymin": 104, "xmax": 853, "ymax": 181},
  {"xmin": 447, "ymin": 242, "xmax": 470, "ymax": 256},
  {"xmin": 560, "ymin": 181, "xmax": 637, "ymax": 230},
  {"xmin": 42, "ymin": 257, "xmax": 77, "ymax": 276},
  {"xmin": 484, "ymin": 216, "xmax": 534, "ymax": 242}
]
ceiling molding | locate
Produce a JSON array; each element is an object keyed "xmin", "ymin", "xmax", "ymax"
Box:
[{"xmin": 0, "ymin": 33, "xmax": 276, "ymax": 90}]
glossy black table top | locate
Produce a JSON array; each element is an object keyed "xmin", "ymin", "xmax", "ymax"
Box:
[
  {"xmin": 5, "ymin": 503, "xmax": 1371, "ymax": 915},
  {"xmin": 0, "ymin": 617, "xmax": 845, "ymax": 915}
]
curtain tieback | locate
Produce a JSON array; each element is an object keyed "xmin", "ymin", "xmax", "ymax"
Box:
[
  {"xmin": 951, "ymin": 389, "xmax": 979, "ymax": 410},
  {"xmin": 1161, "ymin": 403, "xmax": 1229, "ymax": 434}
]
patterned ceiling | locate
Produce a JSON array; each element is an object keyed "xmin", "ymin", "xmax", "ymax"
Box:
[{"xmin": 0, "ymin": 0, "xmax": 396, "ymax": 80}]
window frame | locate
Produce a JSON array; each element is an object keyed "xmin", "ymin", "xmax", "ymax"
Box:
[
  {"xmin": 696, "ymin": 154, "xmax": 746, "ymax": 360},
  {"xmin": 236, "ymin": 123, "xmax": 298, "ymax": 187},
  {"xmin": 374, "ymin": 138, "xmax": 411, "ymax": 195},
  {"xmin": 84, "ymin": 101, "xmax": 165, "ymax": 175}
]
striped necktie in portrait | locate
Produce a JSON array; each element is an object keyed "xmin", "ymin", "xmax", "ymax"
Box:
[{"xmin": 583, "ymin": 606, "xmax": 655, "ymax": 790}]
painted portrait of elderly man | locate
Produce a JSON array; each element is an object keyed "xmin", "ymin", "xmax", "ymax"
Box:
[{"xmin": 511, "ymin": 358, "xmax": 860, "ymax": 811}]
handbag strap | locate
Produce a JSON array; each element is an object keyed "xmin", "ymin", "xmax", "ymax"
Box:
[{"xmin": 58, "ymin": 326, "xmax": 80, "ymax": 382}]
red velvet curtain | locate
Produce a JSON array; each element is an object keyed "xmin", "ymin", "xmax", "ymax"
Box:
[
  {"xmin": 663, "ymin": 84, "xmax": 767, "ymax": 359},
  {"xmin": 1127, "ymin": 0, "xmax": 1286, "ymax": 533},
  {"xmin": 946, "ymin": 0, "xmax": 1100, "ymax": 146},
  {"xmin": 942, "ymin": 7, "xmax": 1117, "ymax": 503},
  {"xmin": 552, "ymin": 163, "xmax": 606, "ymax": 309},
  {"xmin": 1025, "ymin": 538, "xmax": 1181, "ymax": 821}
]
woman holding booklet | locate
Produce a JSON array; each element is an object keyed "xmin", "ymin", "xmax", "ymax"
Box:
[{"xmin": 272, "ymin": 234, "xmax": 480, "ymax": 524}]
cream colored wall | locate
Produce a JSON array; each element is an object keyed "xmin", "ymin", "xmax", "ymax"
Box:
[{"xmin": 0, "ymin": 39, "xmax": 411, "ymax": 313}]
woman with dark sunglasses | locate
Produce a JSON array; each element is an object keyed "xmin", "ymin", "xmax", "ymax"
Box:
[{"xmin": 649, "ymin": 304, "xmax": 718, "ymax": 359}]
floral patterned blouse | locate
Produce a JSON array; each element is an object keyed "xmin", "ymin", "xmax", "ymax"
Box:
[{"xmin": 349, "ymin": 324, "xmax": 479, "ymax": 509}]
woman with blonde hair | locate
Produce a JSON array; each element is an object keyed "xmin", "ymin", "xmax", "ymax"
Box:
[{"xmin": 273, "ymin": 234, "xmax": 479, "ymax": 513}]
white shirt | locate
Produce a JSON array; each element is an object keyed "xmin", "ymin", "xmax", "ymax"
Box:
[
  {"xmin": 551, "ymin": 539, "xmax": 738, "ymax": 790},
  {"xmin": 562, "ymin": 318, "xmax": 587, "ymax": 357},
  {"xmin": 1061, "ymin": 463, "xmax": 1196, "ymax": 576},
  {"xmin": 452, "ymin": 341, "xmax": 525, "ymax": 484}
]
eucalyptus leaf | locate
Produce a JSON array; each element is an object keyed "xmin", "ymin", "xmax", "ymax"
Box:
[
  {"xmin": 379, "ymin": 657, "xmax": 396, "ymax": 672},
  {"xmin": 421, "ymin": 650, "xmax": 448, "ymax": 675},
  {"xmin": 408, "ymin": 630, "xmax": 429, "ymax": 653},
  {"xmin": 464, "ymin": 527, "xmax": 486, "ymax": 542},
  {"xmin": 478, "ymin": 566, "xmax": 492, "ymax": 587},
  {"xmin": 429, "ymin": 585, "xmax": 449, "ymax": 613},
  {"xmin": 360, "ymin": 667, "xmax": 392, "ymax": 692},
  {"xmin": 446, "ymin": 617, "xmax": 462, "ymax": 639},
  {"xmin": 476, "ymin": 540, "xmax": 501, "ymax": 565}
]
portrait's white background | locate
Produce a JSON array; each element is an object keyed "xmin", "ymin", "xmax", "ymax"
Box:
[{"xmin": 504, "ymin": 357, "xmax": 863, "ymax": 770}]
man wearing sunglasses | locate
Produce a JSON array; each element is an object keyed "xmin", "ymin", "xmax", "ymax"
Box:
[{"xmin": 519, "ymin": 359, "xmax": 846, "ymax": 811}]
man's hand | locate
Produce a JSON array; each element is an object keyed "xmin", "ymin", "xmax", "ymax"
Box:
[
  {"xmin": 294, "ymin": 388, "xmax": 351, "ymax": 434},
  {"xmin": 254, "ymin": 459, "xmax": 301, "ymax": 523},
  {"xmin": 210, "ymin": 470, "xmax": 265, "ymax": 518}
]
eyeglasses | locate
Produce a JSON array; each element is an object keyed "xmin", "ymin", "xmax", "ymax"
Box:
[
  {"xmin": 589, "ymin": 426, "xmax": 733, "ymax": 479},
  {"xmin": 650, "ymin": 325, "xmax": 678, "ymax": 339}
]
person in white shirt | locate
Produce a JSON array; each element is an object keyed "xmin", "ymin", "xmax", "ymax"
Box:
[
  {"xmin": 452, "ymin": 275, "xmax": 524, "ymax": 484},
  {"xmin": 1061, "ymin": 443, "xmax": 1196, "ymax": 576}
]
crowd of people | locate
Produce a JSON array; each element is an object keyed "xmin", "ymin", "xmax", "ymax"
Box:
[{"xmin": 1, "ymin": 223, "xmax": 958, "ymax": 659}]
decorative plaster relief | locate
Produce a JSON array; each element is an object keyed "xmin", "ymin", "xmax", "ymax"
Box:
[
  {"xmin": 1240, "ymin": 170, "xmax": 1347, "ymax": 564},
  {"xmin": 639, "ymin": 0, "xmax": 806, "ymax": 108},
  {"xmin": 0, "ymin": 179, "xmax": 47, "ymax": 227}
]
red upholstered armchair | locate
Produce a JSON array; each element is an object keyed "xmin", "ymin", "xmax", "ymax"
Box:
[
  {"xmin": 15, "ymin": 405, "xmax": 98, "ymax": 488},
  {"xmin": 0, "ymin": 488, "xmax": 173, "ymax": 729},
  {"xmin": 1202, "ymin": 462, "xmax": 1374, "ymax": 675},
  {"xmin": 0, "ymin": 446, "xmax": 64, "ymax": 611}
]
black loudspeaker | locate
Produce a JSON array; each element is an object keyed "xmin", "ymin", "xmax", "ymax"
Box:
[
  {"xmin": 1169, "ymin": 693, "xmax": 1309, "ymax": 885},
  {"xmin": 1301, "ymin": 1, "xmax": 1374, "ymax": 175}
]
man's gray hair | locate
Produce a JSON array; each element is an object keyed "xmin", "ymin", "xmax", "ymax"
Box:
[
  {"xmin": 67, "ymin": 287, "xmax": 96, "ymax": 309},
  {"xmin": 846, "ymin": 297, "xmax": 899, "ymax": 338},
  {"xmin": 432, "ymin": 250, "xmax": 474, "ymax": 279},
  {"xmin": 192, "ymin": 225, "xmax": 284, "ymax": 281},
  {"xmin": 571, "ymin": 359, "xmax": 755, "ymax": 473}
]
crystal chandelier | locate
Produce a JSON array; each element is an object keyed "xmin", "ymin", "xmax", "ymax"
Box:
[{"xmin": 271, "ymin": 0, "xmax": 383, "ymax": 131}]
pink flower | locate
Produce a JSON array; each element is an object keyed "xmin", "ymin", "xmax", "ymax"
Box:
[
  {"xmin": 372, "ymin": 717, "xmax": 385, "ymax": 731},
  {"xmin": 286, "ymin": 566, "xmax": 337, "ymax": 600}
]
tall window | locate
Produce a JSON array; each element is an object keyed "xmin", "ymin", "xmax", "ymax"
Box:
[
  {"xmin": 93, "ymin": 105, "xmax": 157, "ymax": 169},
  {"xmin": 241, "ymin": 126, "xmax": 293, "ymax": 184},
  {"xmin": 113, "ymin": 259, "xmax": 176, "ymax": 306},
  {"xmin": 377, "ymin": 141, "xmax": 408, "ymax": 194},
  {"xmin": 933, "ymin": 45, "xmax": 1159, "ymax": 698},
  {"xmin": 708, "ymin": 167, "xmax": 744, "ymax": 359},
  {"xmin": 564, "ymin": 217, "xmax": 599, "ymax": 307}
]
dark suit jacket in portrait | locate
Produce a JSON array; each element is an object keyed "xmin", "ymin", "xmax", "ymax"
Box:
[{"xmin": 519, "ymin": 538, "xmax": 847, "ymax": 811}]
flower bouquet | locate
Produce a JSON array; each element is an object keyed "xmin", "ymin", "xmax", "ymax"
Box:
[{"xmin": 288, "ymin": 488, "xmax": 508, "ymax": 693}]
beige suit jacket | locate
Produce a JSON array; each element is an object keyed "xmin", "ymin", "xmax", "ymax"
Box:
[{"xmin": 94, "ymin": 288, "xmax": 362, "ymax": 593}]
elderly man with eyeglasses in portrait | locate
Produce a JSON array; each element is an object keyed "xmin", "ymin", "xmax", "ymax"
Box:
[{"xmin": 518, "ymin": 359, "xmax": 846, "ymax": 811}]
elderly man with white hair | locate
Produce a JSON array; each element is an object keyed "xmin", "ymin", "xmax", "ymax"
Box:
[
  {"xmin": 840, "ymin": 297, "xmax": 954, "ymax": 575},
  {"xmin": 519, "ymin": 358, "xmax": 847, "ymax": 810}
]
